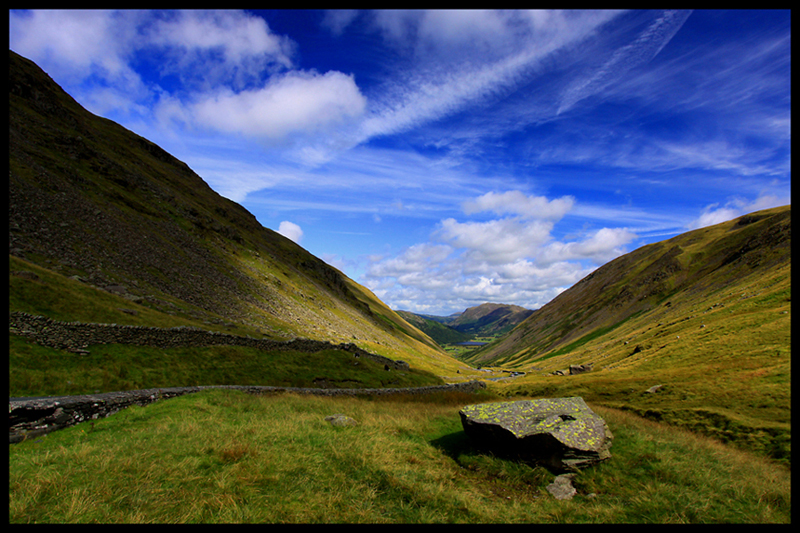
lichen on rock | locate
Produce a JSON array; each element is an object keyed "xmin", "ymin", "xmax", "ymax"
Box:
[{"xmin": 459, "ymin": 397, "xmax": 613, "ymax": 472}]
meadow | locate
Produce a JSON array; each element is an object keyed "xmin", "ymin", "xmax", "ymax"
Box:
[{"xmin": 9, "ymin": 388, "xmax": 790, "ymax": 523}]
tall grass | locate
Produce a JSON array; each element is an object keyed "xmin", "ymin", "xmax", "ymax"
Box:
[{"xmin": 9, "ymin": 389, "xmax": 790, "ymax": 523}]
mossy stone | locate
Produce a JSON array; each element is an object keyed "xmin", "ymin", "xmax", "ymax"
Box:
[{"xmin": 459, "ymin": 397, "xmax": 613, "ymax": 472}]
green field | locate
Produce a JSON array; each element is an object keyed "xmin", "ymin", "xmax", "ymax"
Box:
[{"xmin": 9, "ymin": 389, "xmax": 790, "ymax": 523}]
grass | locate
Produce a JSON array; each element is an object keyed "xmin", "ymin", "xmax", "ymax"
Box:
[
  {"xmin": 9, "ymin": 255, "xmax": 261, "ymax": 337},
  {"xmin": 9, "ymin": 389, "xmax": 790, "ymax": 523},
  {"xmin": 477, "ymin": 250, "xmax": 791, "ymax": 467},
  {"xmin": 9, "ymin": 335, "xmax": 443, "ymax": 397}
]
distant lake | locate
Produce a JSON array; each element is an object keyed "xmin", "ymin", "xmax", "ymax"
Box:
[{"xmin": 455, "ymin": 341, "xmax": 488, "ymax": 346}]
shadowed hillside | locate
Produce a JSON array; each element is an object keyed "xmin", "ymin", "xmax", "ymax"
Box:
[{"xmin": 8, "ymin": 50, "xmax": 462, "ymax": 375}]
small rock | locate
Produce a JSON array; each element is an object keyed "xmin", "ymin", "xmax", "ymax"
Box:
[
  {"xmin": 645, "ymin": 384, "xmax": 664, "ymax": 394},
  {"xmin": 547, "ymin": 473, "xmax": 577, "ymax": 500},
  {"xmin": 324, "ymin": 414, "xmax": 358, "ymax": 427}
]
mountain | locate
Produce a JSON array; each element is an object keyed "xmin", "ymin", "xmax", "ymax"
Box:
[
  {"xmin": 397, "ymin": 303, "xmax": 535, "ymax": 346},
  {"xmin": 465, "ymin": 205, "xmax": 790, "ymax": 367},
  {"xmin": 446, "ymin": 303, "xmax": 535, "ymax": 336},
  {"xmin": 461, "ymin": 206, "xmax": 790, "ymax": 464},
  {"xmin": 8, "ymin": 50, "xmax": 459, "ymax": 375},
  {"xmin": 395, "ymin": 311, "xmax": 473, "ymax": 346}
]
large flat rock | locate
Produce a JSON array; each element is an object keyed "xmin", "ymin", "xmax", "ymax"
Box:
[{"xmin": 459, "ymin": 397, "xmax": 612, "ymax": 472}]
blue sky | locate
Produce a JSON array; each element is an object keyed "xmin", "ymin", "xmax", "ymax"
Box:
[{"xmin": 10, "ymin": 10, "xmax": 791, "ymax": 316}]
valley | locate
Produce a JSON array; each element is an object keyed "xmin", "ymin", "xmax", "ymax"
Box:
[
  {"xmin": 8, "ymin": 49, "xmax": 791, "ymax": 523},
  {"xmin": 396, "ymin": 303, "xmax": 533, "ymax": 357}
]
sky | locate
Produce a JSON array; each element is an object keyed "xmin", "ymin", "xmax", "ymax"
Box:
[{"xmin": 9, "ymin": 9, "xmax": 791, "ymax": 316}]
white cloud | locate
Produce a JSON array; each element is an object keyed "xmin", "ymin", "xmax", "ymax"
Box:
[
  {"xmin": 557, "ymin": 10, "xmax": 692, "ymax": 114},
  {"xmin": 436, "ymin": 217, "xmax": 555, "ymax": 265},
  {"xmin": 277, "ymin": 221, "xmax": 303, "ymax": 243},
  {"xmin": 10, "ymin": 10, "xmax": 365, "ymax": 145},
  {"xmin": 539, "ymin": 227, "xmax": 637, "ymax": 265},
  {"xmin": 415, "ymin": 10, "xmax": 515, "ymax": 52},
  {"xmin": 142, "ymin": 10, "xmax": 295, "ymax": 90},
  {"xmin": 686, "ymin": 194, "xmax": 790, "ymax": 230},
  {"xmin": 190, "ymin": 70, "xmax": 366, "ymax": 139},
  {"xmin": 354, "ymin": 10, "xmax": 624, "ymax": 144},
  {"xmin": 9, "ymin": 10, "xmax": 138, "ymax": 81},
  {"xmin": 463, "ymin": 190, "xmax": 575, "ymax": 219},
  {"xmin": 362, "ymin": 190, "xmax": 637, "ymax": 314},
  {"xmin": 366, "ymin": 243, "xmax": 453, "ymax": 278},
  {"xmin": 145, "ymin": 10, "xmax": 293, "ymax": 67},
  {"xmin": 368, "ymin": 10, "xmax": 622, "ymax": 59}
]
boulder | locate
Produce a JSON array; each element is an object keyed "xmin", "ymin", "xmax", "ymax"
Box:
[
  {"xmin": 569, "ymin": 363, "xmax": 593, "ymax": 375},
  {"xmin": 459, "ymin": 397, "xmax": 613, "ymax": 472},
  {"xmin": 324, "ymin": 413, "xmax": 358, "ymax": 427}
]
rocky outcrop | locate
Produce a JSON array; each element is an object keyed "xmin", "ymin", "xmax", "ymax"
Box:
[
  {"xmin": 10, "ymin": 381, "xmax": 487, "ymax": 443},
  {"xmin": 459, "ymin": 397, "xmax": 613, "ymax": 472}
]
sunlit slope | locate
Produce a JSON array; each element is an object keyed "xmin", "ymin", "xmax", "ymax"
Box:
[
  {"xmin": 462, "ymin": 206, "xmax": 790, "ymax": 463},
  {"xmin": 466, "ymin": 205, "xmax": 790, "ymax": 367},
  {"xmin": 8, "ymin": 50, "xmax": 461, "ymax": 375}
]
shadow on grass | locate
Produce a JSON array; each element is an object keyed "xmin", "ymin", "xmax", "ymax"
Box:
[
  {"xmin": 429, "ymin": 430, "xmax": 519, "ymax": 465},
  {"xmin": 428, "ymin": 430, "xmax": 476, "ymax": 461}
]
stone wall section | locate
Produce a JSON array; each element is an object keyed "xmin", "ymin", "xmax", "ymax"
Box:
[
  {"xmin": 9, "ymin": 311, "xmax": 409, "ymax": 370},
  {"xmin": 9, "ymin": 381, "xmax": 487, "ymax": 443},
  {"xmin": 10, "ymin": 312, "xmax": 490, "ymax": 443}
]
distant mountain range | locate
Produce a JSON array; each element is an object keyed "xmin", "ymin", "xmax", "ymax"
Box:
[
  {"xmin": 8, "ymin": 50, "xmax": 455, "ymax": 374},
  {"xmin": 397, "ymin": 303, "xmax": 534, "ymax": 346}
]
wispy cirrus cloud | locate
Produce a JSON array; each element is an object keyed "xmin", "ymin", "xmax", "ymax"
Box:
[{"xmin": 686, "ymin": 193, "xmax": 790, "ymax": 230}]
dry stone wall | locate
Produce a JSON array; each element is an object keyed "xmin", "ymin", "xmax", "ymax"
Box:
[
  {"xmin": 9, "ymin": 312, "xmax": 491, "ymax": 443},
  {"xmin": 9, "ymin": 381, "xmax": 487, "ymax": 443},
  {"xmin": 9, "ymin": 311, "xmax": 409, "ymax": 370}
]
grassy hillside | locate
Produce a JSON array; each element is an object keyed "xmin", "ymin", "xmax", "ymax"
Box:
[
  {"xmin": 9, "ymin": 255, "xmax": 445, "ymax": 396},
  {"xmin": 8, "ymin": 50, "xmax": 465, "ymax": 378},
  {"xmin": 468, "ymin": 206, "xmax": 789, "ymax": 366},
  {"xmin": 9, "ymin": 389, "xmax": 790, "ymax": 523},
  {"xmin": 460, "ymin": 206, "xmax": 790, "ymax": 464}
]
